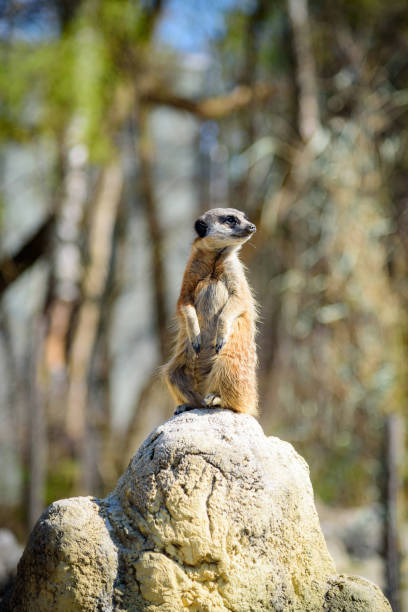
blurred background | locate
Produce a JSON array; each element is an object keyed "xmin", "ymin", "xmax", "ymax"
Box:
[{"xmin": 0, "ymin": 0, "xmax": 407, "ymax": 608}]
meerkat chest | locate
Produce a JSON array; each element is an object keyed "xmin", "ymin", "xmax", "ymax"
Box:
[{"xmin": 194, "ymin": 276, "xmax": 229, "ymax": 320}]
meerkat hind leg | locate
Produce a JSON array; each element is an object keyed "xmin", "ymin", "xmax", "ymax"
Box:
[
  {"xmin": 166, "ymin": 361, "xmax": 203, "ymax": 407},
  {"xmin": 205, "ymin": 354, "xmax": 257, "ymax": 415}
]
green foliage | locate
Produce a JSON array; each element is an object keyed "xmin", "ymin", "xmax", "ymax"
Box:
[
  {"xmin": 0, "ymin": 0, "xmax": 157, "ymax": 159},
  {"xmin": 46, "ymin": 458, "xmax": 81, "ymax": 505},
  {"xmin": 256, "ymin": 115, "xmax": 405, "ymax": 503}
]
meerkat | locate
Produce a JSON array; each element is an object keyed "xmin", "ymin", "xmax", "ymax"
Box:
[{"xmin": 164, "ymin": 207, "xmax": 258, "ymax": 416}]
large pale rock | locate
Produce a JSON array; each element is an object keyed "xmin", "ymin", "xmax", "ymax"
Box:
[{"xmin": 3, "ymin": 409, "xmax": 391, "ymax": 611}]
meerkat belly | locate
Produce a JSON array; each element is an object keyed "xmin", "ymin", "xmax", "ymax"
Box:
[
  {"xmin": 194, "ymin": 279, "xmax": 228, "ymax": 335},
  {"xmin": 192, "ymin": 279, "xmax": 228, "ymax": 393}
]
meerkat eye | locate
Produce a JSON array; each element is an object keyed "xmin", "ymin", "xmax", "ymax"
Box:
[{"xmin": 224, "ymin": 215, "xmax": 239, "ymax": 226}]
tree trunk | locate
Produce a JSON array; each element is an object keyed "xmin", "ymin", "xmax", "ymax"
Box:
[
  {"xmin": 27, "ymin": 321, "xmax": 47, "ymax": 530},
  {"xmin": 287, "ymin": 0, "xmax": 320, "ymax": 142},
  {"xmin": 384, "ymin": 412, "xmax": 403, "ymax": 612},
  {"xmin": 232, "ymin": 0, "xmax": 268, "ymax": 210},
  {"xmin": 135, "ymin": 103, "xmax": 168, "ymax": 361},
  {"xmin": 65, "ymin": 160, "xmax": 123, "ymax": 492}
]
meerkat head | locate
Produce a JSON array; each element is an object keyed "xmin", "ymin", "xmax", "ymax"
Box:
[{"xmin": 194, "ymin": 208, "xmax": 256, "ymax": 250}]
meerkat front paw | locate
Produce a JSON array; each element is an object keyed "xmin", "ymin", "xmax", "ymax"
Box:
[{"xmin": 203, "ymin": 393, "xmax": 222, "ymax": 408}]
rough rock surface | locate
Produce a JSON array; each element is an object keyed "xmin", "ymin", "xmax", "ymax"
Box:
[
  {"xmin": 3, "ymin": 409, "xmax": 391, "ymax": 611},
  {"xmin": 324, "ymin": 575, "xmax": 392, "ymax": 611}
]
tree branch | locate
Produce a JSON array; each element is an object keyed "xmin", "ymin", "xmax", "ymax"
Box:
[
  {"xmin": 141, "ymin": 82, "xmax": 279, "ymax": 119},
  {"xmin": 0, "ymin": 214, "xmax": 55, "ymax": 297}
]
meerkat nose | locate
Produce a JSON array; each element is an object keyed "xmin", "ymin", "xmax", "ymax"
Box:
[{"xmin": 248, "ymin": 223, "xmax": 256, "ymax": 233}]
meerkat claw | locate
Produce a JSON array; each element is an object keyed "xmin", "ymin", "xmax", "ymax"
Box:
[
  {"xmin": 191, "ymin": 334, "xmax": 201, "ymax": 354},
  {"xmin": 215, "ymin": 338, "xmax": 225, "ymax": 354},
  {"xmin": 203, "ymin": 393, "xmax": 222, "ymax": 408}
]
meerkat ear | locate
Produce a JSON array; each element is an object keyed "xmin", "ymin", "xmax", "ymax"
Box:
[{"xmin": 194, "ymin": 218, "xmax": 208, "ymax": 238}]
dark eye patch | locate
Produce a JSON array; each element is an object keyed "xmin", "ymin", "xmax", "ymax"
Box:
[{"xmin": 222, "ymin": 215, "xmax": 240, "ymax": 226}]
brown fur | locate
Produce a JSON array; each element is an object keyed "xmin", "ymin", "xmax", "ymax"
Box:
[{"xmin": 164, "ymin": 208, "xmax": 258, "ymax": 416}]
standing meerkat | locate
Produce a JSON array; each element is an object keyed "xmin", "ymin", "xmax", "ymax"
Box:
[{"xmin": 164, "ymin": 207, "xmax": 258, "ymax": 416}]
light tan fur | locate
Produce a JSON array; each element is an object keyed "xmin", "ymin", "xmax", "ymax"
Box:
[{"xmin": 164, "ymin": 207, "xmax": 258, "ymax": 416}]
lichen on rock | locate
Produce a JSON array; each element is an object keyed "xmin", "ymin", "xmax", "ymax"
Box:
[{"xmin": 2, "ymin": 409, "xmax": 392, "ymax": 611}]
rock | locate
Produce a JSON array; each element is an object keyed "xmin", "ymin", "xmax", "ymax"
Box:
[
  {"xmin": 2, "ymin": 409, "xmax": 391, "ymax": 611},
  {"xmin": 2, "ymin": 497, "xmax": 118, "ymax": 611},
  {"xmin": 324, "ymin": 575, "xmax": 392, "ymax": 611}
]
